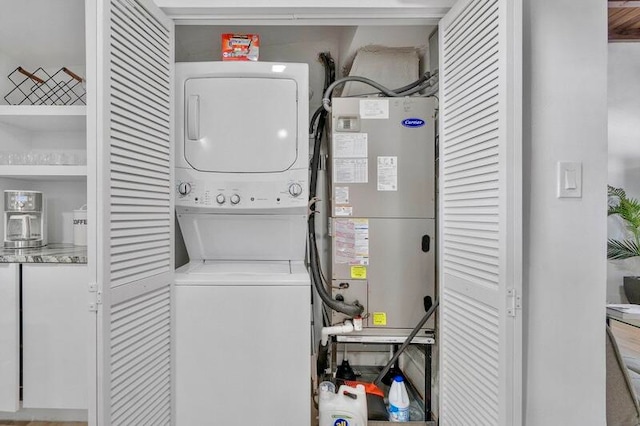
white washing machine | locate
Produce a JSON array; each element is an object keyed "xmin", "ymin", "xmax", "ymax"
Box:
[
  {"xmin": 173, "ymin": 62, "xmax": 310, "ymax": 425},
  {"xmin": 175, "ymin": 261, "xmax": 310, "ymax": 424}
]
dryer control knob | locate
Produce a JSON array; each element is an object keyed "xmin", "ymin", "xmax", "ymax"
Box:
[
  {"xmin": 215, "ymin": 194, "xmax": 226, "ymax": 205},
  {"xmin": 178, "ymin": 182, "xmax": 191, "ymax": 195},
  {"xmin": 289, "ymin": 183, "xmax": 303, "ymax": 197},
  {"xmin": 230, "ymin": 194, "xmax": 241, "ymax": 205}
]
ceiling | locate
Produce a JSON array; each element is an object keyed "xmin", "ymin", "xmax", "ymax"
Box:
[{"xmin": 609, "ymin": 1, "xmax": 640, "ymax": 41}]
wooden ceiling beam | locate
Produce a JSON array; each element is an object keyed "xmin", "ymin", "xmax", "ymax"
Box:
[
  {"xmin": 608, "ymin": 0, "xmax": 640, "ymax": 40},
  {"xmin": 609, "ymin": 3, "xmax": 640, "ymax": 40},
  {"xmin": 610, "ymin": 8, "xmax": 640, "ymax": 31},
  {"xmin": 609, "ymin": 28, "xmax": 640, "ymax": 40},
  {"xmin": 609, "ymin": 1, "xmax": 640, "ymax": 8}
]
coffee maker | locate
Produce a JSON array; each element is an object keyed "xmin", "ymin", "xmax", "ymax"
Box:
[{"xmin": 3, "ymin": 190, "xmax": 46, "ymax": 249}]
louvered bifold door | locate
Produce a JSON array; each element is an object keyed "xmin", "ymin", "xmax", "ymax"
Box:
[
  {"xmin": 438, "ymin": 0, "xmax": 522, "ymax": 425},
  {"xmin": 95, "ymin": 0, "xmax": 174, "ymax": 425}
]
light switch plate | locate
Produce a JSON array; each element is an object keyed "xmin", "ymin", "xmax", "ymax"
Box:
[{"xmin": 557, "ymin": 161, "xmax": 582, "ymax": 198}]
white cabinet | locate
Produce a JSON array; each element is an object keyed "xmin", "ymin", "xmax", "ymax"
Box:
[
  {"xmin": 0, "ymin": 263, "xmax": 19, "ymax": 412},
  {"xmin": 22, "ymin": 264, "xmax": 88, "ymax": 410}
]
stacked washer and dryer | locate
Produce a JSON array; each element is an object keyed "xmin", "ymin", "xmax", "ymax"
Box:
[{"xmin": 173, "ymin": 62, "xmax": 310, "ymax": 424}]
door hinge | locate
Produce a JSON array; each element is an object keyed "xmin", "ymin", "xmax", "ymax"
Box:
[
  {"xmin": 507, "ymin": 288, "xmax": 521, "ymax": 317},
  {"xmin": 88, "ymin": 282, "xmax": 102, "ymax": 312}
]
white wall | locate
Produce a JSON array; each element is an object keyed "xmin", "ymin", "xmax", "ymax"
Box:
[
  {"xmin": 607, "ymin": 43, "xmax": 640, "ymax": 303},
  {"xmin": 523, "ymin": 0, "xmax": 608, "ymax": 425}
]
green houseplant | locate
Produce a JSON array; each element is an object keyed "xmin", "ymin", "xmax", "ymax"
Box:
[{"xmin": 608, "ymin": 185, "xmax": 640, "ymax": 303}]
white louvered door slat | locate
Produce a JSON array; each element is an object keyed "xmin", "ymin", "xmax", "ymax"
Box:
[
  {"xmin": 439, "ymin": 0, "xmax": 522, "ymax": 425},
  {"xmin": 95, "ymin": 0, "xmax": 173, "ymax": 425}
]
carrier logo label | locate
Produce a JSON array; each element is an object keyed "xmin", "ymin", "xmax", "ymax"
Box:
[
  {"xmin": 334, "ymin": 419, "xmax": 349, "ymax": 426},
  {"xmin": 402, "ymin": 118, "xmax": 425, "ymax": 128}
]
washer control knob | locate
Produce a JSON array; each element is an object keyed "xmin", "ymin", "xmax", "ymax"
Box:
[
  {"xmin": 288, "ymin": 183, "xmax": 303, "ymax": 197},
  {"xmin": 230, "ymin": 194, "xmax": 241, "ymax": 205},
  {"xmin": 178, "ymin": 182, "xmax": 191, "ymax": 195},
  {"xmin": 215, "ymin": 194, "xmax": 226, "ymax": 205}
]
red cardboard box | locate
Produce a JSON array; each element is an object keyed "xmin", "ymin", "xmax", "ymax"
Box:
[{"xmin": 221, "ymin": 33, "xmax": 260, "ymax": 61}]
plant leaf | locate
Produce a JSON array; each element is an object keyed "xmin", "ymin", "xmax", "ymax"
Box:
[
  {"xmin": 608, "ymin": 185, "xmax": 640, "ymax": 259},
  {"xmin": 608, "ymin": 185, "xmax": 640, "ymax": 235},
  {"xmin": 609, "ymin": 185, "xmax": 627, "ymax": 200},
  {"xmin": 608, "ymin": 239, "xmax": 640, "ymax": 260},
  {"xmin": 609, "ymin": 185, "xmax": 626, "ymax": 216}
]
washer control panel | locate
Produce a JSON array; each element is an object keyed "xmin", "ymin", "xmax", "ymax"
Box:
[{"xmin": 175, "ymin": 169, "xmax": 308, "ymax": 209}]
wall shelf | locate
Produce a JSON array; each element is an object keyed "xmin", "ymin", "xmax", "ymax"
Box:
[
  {"xmin": 0, "ymin": 105, "xmax": 86, "ymax": 132},
  {"xmin": 0, "ymin": 165, "xmax": 87, "ymax": 180}
]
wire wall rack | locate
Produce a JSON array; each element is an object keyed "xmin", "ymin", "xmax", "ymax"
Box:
[{"xmin": 3, "ymin": 66, "xmax": 86, "ymax": 106}]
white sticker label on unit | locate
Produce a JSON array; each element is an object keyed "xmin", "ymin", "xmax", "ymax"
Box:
[
  {"xmin": 353, "ymin": 219, "xmax": 369, "ymax": 265},
  {"xmin": 360, "ymin": 99, "xmax": 389, "ymax": 119},
  {"xmin": 334, "ymin": 159, "xmax": 368, "ymax": 184},
  {"xmin": 334, "ymin": 219, "xmax": 368, "ymax": 264},
  {"xmin": 334, "ymin": 186, "xmax": 350, "ymax": 205},
  {"xmin": 377, "ymin": 156, "xmax": 398, "ymax": 191},
  {"xmin": 334, "ymin": 220, "xmax": 356, "ymax": 264},
  {"xmin": 333, "ymin": 133, "xmax": 368, "ymax": 158},
  {"xmin": 335, "ymin": 206, "xmax": 353, "ymax": 217}
]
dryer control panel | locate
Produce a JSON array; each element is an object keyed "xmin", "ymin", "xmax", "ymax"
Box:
[{"xmin": 175, "ymin": 168, "xmax": 308, "ymax": 210}]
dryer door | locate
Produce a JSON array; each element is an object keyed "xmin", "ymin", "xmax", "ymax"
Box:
[{"xmin": 184, "ymin": 77, "xmax": 298, "ymax": 173}]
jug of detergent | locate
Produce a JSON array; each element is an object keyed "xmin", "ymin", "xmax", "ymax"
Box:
[{"xmin": 319, "ymin": 382, "xmax": 368, "ymax": 426}]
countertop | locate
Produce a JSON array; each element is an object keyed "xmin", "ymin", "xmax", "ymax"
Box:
[{"xmin": 0, "ymin": 243, "xmax": 87, "ymax": 263}]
